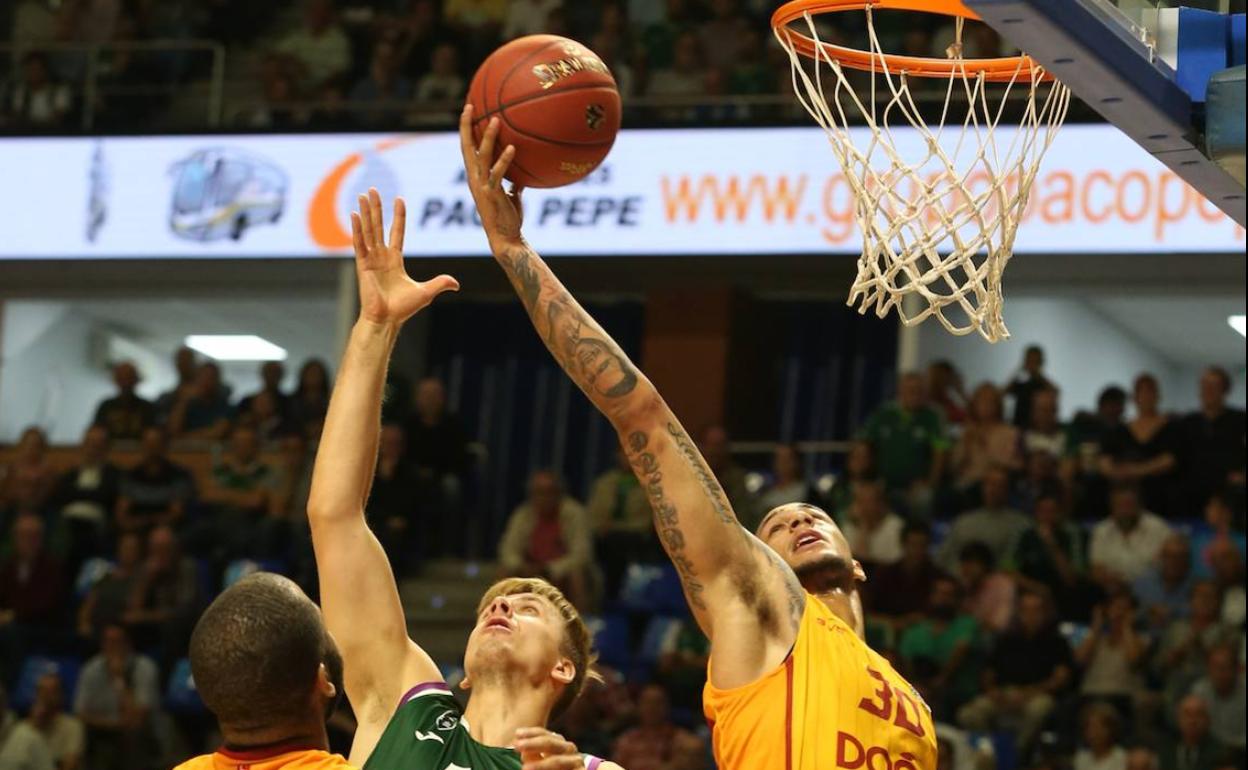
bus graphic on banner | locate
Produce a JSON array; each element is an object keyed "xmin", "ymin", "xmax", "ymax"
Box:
[{"xmin": 168, "ymin": 148, "xmax": 288, "ymax": 242}]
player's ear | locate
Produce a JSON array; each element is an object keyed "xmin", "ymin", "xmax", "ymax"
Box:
[
  {"xmin": 458, "ymin": 676, "xmax": 472, "ymax": 691},
  {"xmin": 551, "ymin": 657, "xmax": 575, "ymax": 686},
  {"xmin": 316, "ymin": 663, "xmax": 336, "ymax": 699},
  {"xmin": 852, "ymin": 559, "xmax": 867, "ymax": 583}
]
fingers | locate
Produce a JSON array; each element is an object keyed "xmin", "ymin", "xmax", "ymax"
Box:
[
  {"xmin": 357, "ymin": 194, "xmax": 375, "ymax": 253},
  {"xmin": 478, "ymin": 117, "xmax": 500, "ymax": 180},
  {"xmin": 515, "ymin": 729, "xmax": 578, "ymax": 759},
  {"xmin": 368, "ymin": 187, "xmax": 385, "ymax": 246},
  {"xmin": 350, "ymin": 211, "xmax": 366, "ymax": 258},
  {"xmin": 459, "ymin": 103, "xmax": 477, "ymax": 173},
  {"xmin": 425, "ymin": 274, "xmax": 460, "ymax": 297},
  {"xmin": 390, "ymin": 197, "xmax": 406, "ymax": 253},
  {"xmin": 487, "ymin": 145, "xmax": 516, "ymax": 189}
]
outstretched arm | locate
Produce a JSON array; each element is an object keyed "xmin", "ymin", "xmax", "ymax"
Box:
[
  {"xmin": 460, "ymin": 107, "xmax": 803, "ymax": 687},
  {"xmin": 306, "ymin": 190, "xmax": 458, "ymax": 763}
]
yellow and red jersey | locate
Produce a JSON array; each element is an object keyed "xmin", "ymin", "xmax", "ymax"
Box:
[
  {"xmin": 705, "ymin": 592, "xmax": 938, "ymax": 770},
  {"xmin": 174, "ymin": 744, "xmax": 354, "ymax": 770}
]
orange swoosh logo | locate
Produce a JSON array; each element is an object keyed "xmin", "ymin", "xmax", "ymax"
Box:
[{"xmin": 308, "ymin": 152, "xmax": 361, "ymax": 250}]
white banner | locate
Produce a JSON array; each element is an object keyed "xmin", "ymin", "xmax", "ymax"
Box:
[{"xmin": 0, "ymin": 126, "xmax": 1241, "ymax": 259}]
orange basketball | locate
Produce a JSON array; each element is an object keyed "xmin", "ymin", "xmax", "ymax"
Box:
[{"xmin": 467, "ymin": 35, "xmax": 621, "ymax": 189}]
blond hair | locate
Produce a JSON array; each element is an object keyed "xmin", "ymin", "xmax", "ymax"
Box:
[{"xmin": 476, "ymin": 577, "xmax": 599, "ymax": 719}]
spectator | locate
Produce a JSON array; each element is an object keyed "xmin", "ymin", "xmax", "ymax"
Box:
[
  {"xmin": 394, "ymin": 0, "xmax": 444, "ymax": 81},
  {"xmin": 77, "ymin": 533, "xmax": 144, "ymax": 640},
  {"xmin": 0, "ymin": 427, "xmax": 57, "ymax": 518},
  {"xmin": 2, "ymin": 52, "xmax": 72, "ymax": 130},
  {"xmin": 288, "ymin": 359, "xmax": 332, "ymax": 437},
  {"xmin": 124, "ymin": 526, "xmax": 200, "ymax": 671},
  {"xmin": 1101, "ymin": 374, "xmax": 1179, "ymax": 518},
  {"xmin": 1189, "ymin": 645, "xmax": 1246, "ymax": 752},
  {"xmin": 1154, "ymin": 581, "xmax": 1239, "ymax": 714},
  {"xmin": 828, "ymin": 440, "xmax": 877, "ymax": 522},
  {"xmin": 1074, "ymin": 703, "xmax": 1128, "ymax": 770},
  {"xmin": 939, "ymin": 466, "xmax": 1030, "ymax": 572},
  {"xmin": 654, "ymin": 617, "xmax": 710, "ymax": 714},
  {"xmin": 587, "ymin": 448, "xmax": 652, "ymax": 600},
  {"xmin": 1069, "ymin": 385, "xmax": 1129, "ymax": 519},
  {"xmin": 154, "ymin": 347, "xmax": 198, "ymax": 424},
  {"xmin": 502, "ymin": 0, "xmax": 561, "ymax": 39},
  {"xmin": 1015, "ymin": 490, "xmax": 1095, "ymax": 620},
  {"xmin": 1006, "ymin": 344, "xmax": 1054, "ymax": 428},
  {"xmin": 236, "ymin": 388, "xmax": 297, "ymax": 442},
  {"xmin": 115, "ymin": 427, "xmax": 193, "ymax": 534},
  {"xmin": 611, "ymin": 683, "xmax": 702, "ymax": 770},
  {"xmin": 24, "ymin": 672, "xmax": 83, "ymax": 770},
  {"xmin": 1023, "ymin": 386, "xmax": 1068, "ymax": 459},
  {"xmin": 48, "ymin": 425, "xmax": 120, "ymax": 575},
  {"xmin": 275, "ymin": 0, "xmax": 351, "ymax": 91},
  {"xmin": 1179, "ymin": 367, "xmax": 1246, "ymax": 519},
  {"xmin": 197, "ymin": 425, "xmax": 283, "ymax": 561},
  {"xmin": 1206, "ymin": 540, "xmax": 1245, "ymax": 628},
  {"xmin": 404, "ymin": 376, "xmax": 468, "ymax": 554},
  {"xmin": 951, "ymin": 382, "xmax": 1023, "ymax": 493},
  {"xmin": 498, "ymin": 470, "xmax": 594, "ymax": 608},
  {"xmin": 1014, "ymin": 448, "xmax": 1064, "ymax": 514},
  {"xmin": 589, "ymin": 31, "xmax": 636, "ymax": 99},
  {"xmin": 1158, "ymin": 695, "xmax": 1231, "ymax": 770},
  {"xmin": 958, "ymin": 588, "xmax": 1073, "ymax": 753},
  {"xmin": 699, "ymin": 0, "xmax": 751, "ymax": 70},
  {"xmin": 1133, "ymin": 534, "xmax": 1196, "ymax": 630},
  {"xmin": 364, "ymin": 424, "xmax": 422, "ymax": 575},
  {"xmin": 927, "ymin": 359, "xmax": 969, "ymax": 425},
  {"xmin": 0, "ymin": 514, "xmax": 67, "ymax": 630},
  {"xmin": 0, "ymin": 681, "xmax": 54, "ymax": 770},
  {"xmin": 167, "ymin": 362, "xmax": 232, "ymax": 440},
  {"xmin": 648, "ymin": 31, "xmax": 707, "ymax": 101},
  {"xmin": 90, "ymin": 362, "xmax": 155, "ymax": 441},
  {"xmin": 1090, "ymin": 483, "xmax": 1172, "ymax": 587},
  {"xmin": 726, "ymin": 27, "xmax": 771, "ymax": 97},
  {"xmin": 414, "ymin": 42, "xmax": 466, "ymax": 105},
  {"xmin": 235, "ymin": 361, "xmax": 289, "ymax": 416},
  {"xmin": 1192, "ymin": 493, "xmax": 1246, "ymax": 580},
  {"xmin": 957, "ymin": 541, "xmax": 1016, "ymax": 634},
  {"xmin": 351, "ymin": 40, "xmax": 412, "ymax": 128},
  {"xmin": 867, "ymin": 521, "xmax": 949, "ymax": 632},
  {"xmin": 898, "ymin": 574, "xmax": 981, "ymax": 717},
  {"xmin": 443, "ymin": 0, "xmax": 507, "ymax": 62},
  {"xmin": 859, "ymin": 371, "xmax": 947, "ymax": 514},
  {"xmin": 697, "ymin": 425, "xmax": 758, "ymax": 530},
  {"xmin": 74, "ymin": 624, "xmax": 160, "ymax": 770},
  {"xmin": 759, "ymin": 443, "xmax": 815, "ymax": 512},
  {"xmin": 1076, "ymin": 589, "xmax": 1148, "ymax": 718},
  {"xmin": 841, "ymin": 479, "xmax": 905, "ymax": 570},
  {"xmin": 1126, "ymin": 748, "xmax": 1159, "ymax": 770}
]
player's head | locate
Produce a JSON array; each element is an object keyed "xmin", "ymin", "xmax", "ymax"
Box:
[
  {"xmin": 755, "ymin": 503, "xmax": 865, "ymax": 623},
  {"xmin": 464, "ymin": 576, "xmax": 596, "ymax": 721},
  {"xmin": 189, "ymin": 573, "xmax": 343, "ymax": 743}
]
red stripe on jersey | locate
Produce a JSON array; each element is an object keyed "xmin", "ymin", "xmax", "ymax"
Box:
[{"xmin": 784, "ymin": 656, "xmax": 794, "ymax": 770}]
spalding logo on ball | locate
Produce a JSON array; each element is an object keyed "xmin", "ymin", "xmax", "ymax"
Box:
[{"xmin": 467, "ymin": 35, "xmax": 622, "ymax": 189}]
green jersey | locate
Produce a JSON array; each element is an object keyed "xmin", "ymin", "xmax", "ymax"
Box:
[{"xmin": 363, "ymin": 682, "xmax": 604, "ymax": 770}]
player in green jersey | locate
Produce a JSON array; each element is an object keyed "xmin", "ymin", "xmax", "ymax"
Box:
[{"xmin": 306, "ymin": 187, "xmax": 624, "ymax": 770}]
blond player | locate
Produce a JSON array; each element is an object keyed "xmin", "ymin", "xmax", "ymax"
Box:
[{"xmin": 462, "ymin": 106, "xmax": 938, "ymax": 770}]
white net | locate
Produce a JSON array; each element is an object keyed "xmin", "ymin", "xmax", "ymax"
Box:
[{"xmin": 775, "ymin": 9, "xmax": 1072, "ymax": 342}]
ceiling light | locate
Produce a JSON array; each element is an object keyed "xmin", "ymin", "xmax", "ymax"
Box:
[
  {"xmin": 1230, "ymin": 315, "xmax": 1246, "ymax": 338},
  {"xmin": 185, "ymin": 335, "xmax": 287, "ymax": 361}
]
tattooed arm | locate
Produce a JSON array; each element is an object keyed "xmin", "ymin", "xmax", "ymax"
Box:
[{"xmin": 460, "ymin": 106, "xmax": 804, "ymax": 689}]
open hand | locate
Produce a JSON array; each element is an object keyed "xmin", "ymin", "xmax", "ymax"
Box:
[
  {"xmin": 352, "ymin": 188, "xmax": 458, "ymax": 326},
  {"xmin": 459, "ymin": 104, "xmax": 525, "ymax": 253},
  {"xmin": 515, "ymin": 727, "xmax": 586, "ymax": 770}
]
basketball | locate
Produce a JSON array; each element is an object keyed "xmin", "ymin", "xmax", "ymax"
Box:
[{"xmin": 467, "ymin": 35, "xmax": 621, "ymax": 189}]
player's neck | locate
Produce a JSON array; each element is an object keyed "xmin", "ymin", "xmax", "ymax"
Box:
[
  {"xmin": 807, "ymin": 585, "xmax": 866, "ymax": 640},
  {"xmin": 219, "ymin": 720, "xmax": 329, "ymax": 756},
  {"xmin": 463, "ymin": 682, "xmax": 552, "ymax": 748}
]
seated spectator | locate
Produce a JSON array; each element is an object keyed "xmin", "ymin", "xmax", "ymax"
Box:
[
  {"xmin": 927, "ymin": 359, "xmax": 969, "ymax": 425},
  {"xmin": 1206, "ymin": 541, "xmax": 1245, "ymax": 628},
  {"xmin": 1189, "ymin": 645, "xmax": 1246, "ymax": 752},
  {"xmin": 1015, "ymin": 490, "xmax": 1095, "ymax": 621},
  {"xmin": 364, "ymin": 424, "xmax": 422, "ymax": 576},
  {"xmin": 1068, "ymin": 385, "xmax": 1129, "ymax": 519},
  {"xmin": 275, "ymin": 0, "xmax": 351, "ymax": 91},
  {"xmin": 197, "ymin": 425, "xmax": 283, "ymax": 561},
  {"xmin": 288, "ymin": 359, "xmax": 332, "ymax": 438},
  {"xmin": 2, "ymin": 52, "xmax": 72, "ymax": 130},
  {"xmin": 1074, "ymin": 702, "xmax": 1128, "ymax": 770},
  {"xmin": 238, "ymin": 57, "xmax": 305, "ymax": 129},
  {"xmin": 74, "ymin": 624, "xmax": 160, "ymax": 770},
  {"xmin": 154, "ymin": 346, "xmax": 198, "ymax": 425},
  {"xmin": 829, "ymin": 440, "xmax": 877, "ymax": 522},
  {"xmin": 235, "ymin": 388, "xmax": 297, "ymax": 442},
  {"xmin": 0, "ymin": 427, "xmax": 57, "ymax": 518},
  {"xmin": 841, "ymin": 480, "xmax": 904, "ymax": 571},
  {"xmin": 77, "ymin": 533, "xmax": 144, "ymax": 640},
  {"xmin": 394, "ymin": 0, "xmax": 444, "ymax": 81},
  {"xmin": 502, "ymin": 0, "xmax": 561, "ymax": 39},
  {"xmin": 1101, "ymin": 374, "xmax": 1179, "ymax": 518},
  {"xmin": 1014, "ymin": 448, "xmax": 1064, "ymax": 514},
  {"xmin": 859, "ymin": 371, "xmax": 947, "ymax": 515},
  {"xmin": 589, "ymin": 31, "xmax": 635, "ymax": 100},
  {"xmin": 699, "ymin": 0, "xmax": 751, "ymax": 70},
  {"xmin": 1134, "ymin": 534, "xmax": 1196, "ymax": 630},
  {"xmin": 1090, "ymin": 483, "xmax": 1172, "ymax": 588},
  {"xmin": 414, "ymin": 42, "xmax": 466, "ymax": 105},
  {"xmin": 167, "ymin": 362, "xmax": 232, "ymax": 440},
  {"xmin": 648, "ymin": 31, "xmax": 707, "ymax": 101},
  {"xmin": 1159, "ymin": 695, "xmax": 1232, "ymax": 770},
  {"xmin": 1154, "ymin": 581, "xmax": 1239, "ymax": 714},
  {"xmin": 442, "ymin": 0, "xmax": 507, "ymax": 62},
  {"xmin": 698, "ymin": 425, "xmax": 758, "ymax": 530},
  {"xmin": 0, "ymin": 681, "xmax": 54, "ymax": 770},
  {"xmin": 498, "ymin": 470, "xmax": 594, "ymax": 609},
  {"xmin": 957, "ymin": 541, "xmax": 1016, "ymax": 634},
  {"xmin": 1023, "ymin": 386, "xmax": 1069, "ymax": 459},
  {"xmin": 24, "ymin": 672, "xmax": 83, "ymax": 770},
  {"xmin": 1178, "ymin": 367, "xmax": 1246, "ymax": 519},
  {"xmin": 1006, "ymin": 344, "xmax": 1055, "ymax": 429},
  {"xmin": 115, "ymin": 427, "xmax": 193, "ymax": 534},
  {"xmin": 235, "ymin": 360, "xmax": 289, "ymax": 416},
  {"xmin": 868, "ymin": 521, "xmax": 949, "ymax": 632},
  {"xmin": 759, "ymin": 443, "xmax": 815, "ymax": 512},
  {"xmin": 587, "ymin": 448, "xmax": 652, "ymax": 600},
  {"xmin": 404, "ymin": 376, "xmax": 468, "ymax": 555},
  {"xmin": 951, "ymin": 383, "xmax": 1023, "ymax": 493},
  {"xmin": 90, "ymin": 362, "xmax": 155, "ymax": 441},
  {"xmin": 958, "ymin": 588, "xmax": 1073, "ymax": 753},
  {"xmin": 899, "ymin": 574, "xmax": 981, "ymax": 718},
  {"xmin": 48, "ymin": 425, "xmax": 120, "ymax": 575},
  {"xmin": 124, "ymin": 526, "xmax": 200, "ymax": 670},
  {"xmin": 611, "ymin": 683, "xmax": 703, "ymax": 770},
  {"xmin": 351, "ymin": 40, "xmax": 412, "ymax": 128},
  {"xmin": 1076, "ymin": 589, "xmax": 1149, "ymax": 718},
  {"xmin": 1127, "ymin": 748, "xmax": 1159, "ymax": 770},
  {"xmin": 939, "ymin": 466, "xmax": 1030, "ymax": 572},
  {"xmin": 1192, "ymin": 493, "xmax": 1246, "ymax": 580},
  {"xmin": 0, "ymin": 514, "xmax": 67, "ymax": 631},
  {"xmin": 727, "ymin": 27, "xmax": 772, "ymax": 97}
]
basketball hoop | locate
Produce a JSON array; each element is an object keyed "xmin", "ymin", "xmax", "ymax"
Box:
[{"xmin": 772, "ymin": 0, "xmax": 1072, "ymax": 342}]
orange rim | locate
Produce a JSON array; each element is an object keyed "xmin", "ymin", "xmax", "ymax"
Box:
[{"xmin": 771, "ymin": 0, "xmax": 1052, "ymax": 82}]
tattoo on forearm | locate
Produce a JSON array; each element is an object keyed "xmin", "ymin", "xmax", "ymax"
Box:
[
  {"xmin": 665, "ymin": 422, "xmax": 737, "ymax": 526},
  {"xmin": 627, "ymin": 430, "xmax": 706, "ymax": 611}
]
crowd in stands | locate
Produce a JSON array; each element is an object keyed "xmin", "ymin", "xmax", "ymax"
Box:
[
  {"xmin": 2, "ymin": 0, "xmax": 1011, "ymax": 131},
  {"xmin": 0, "ymin": 341, "xmax": 1244, "ymax": 769}
]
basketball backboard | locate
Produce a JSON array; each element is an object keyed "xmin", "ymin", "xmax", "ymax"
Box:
[{"xmin": 967, "ymin": 0, "xmax": 1246, "ymax": 225}]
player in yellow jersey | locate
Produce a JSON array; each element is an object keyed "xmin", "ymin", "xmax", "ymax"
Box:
[
  {"xmin": 174, "ymin": 572, "xmax": 354, "ymax": 770},
  {"xmin": 461, "ymin": 108, "xmax": 939, "ymax": 770}
]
